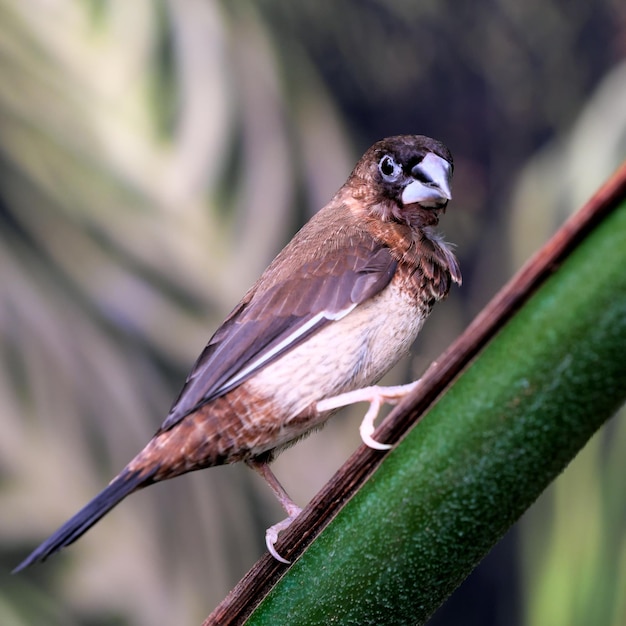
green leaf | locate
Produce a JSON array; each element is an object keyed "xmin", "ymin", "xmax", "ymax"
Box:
[{"xmin": 243, "ymin": 197, "xmax": 626, "ymax": 625}]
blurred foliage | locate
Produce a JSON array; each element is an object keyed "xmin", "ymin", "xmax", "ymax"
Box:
[
  {"xmin": 0, "ymin": 0, "xmax": 625, "ymax": 625},
  {"xmin": 510, "ymin": 61, "xmax": 626, "ymax": 626},
  {"xmin": 0, "ymin": 2, "xmax": 353, "ymax": 624}
]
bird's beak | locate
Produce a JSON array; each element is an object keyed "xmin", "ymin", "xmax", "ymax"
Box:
[{"xmin": 401, "ymin": 153, "xmax": 452, "ymax": 208}]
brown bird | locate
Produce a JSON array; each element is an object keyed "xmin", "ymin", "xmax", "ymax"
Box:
[{"xmin": 13, "ymin": 134, "xmax": 461, "ymax": 571}]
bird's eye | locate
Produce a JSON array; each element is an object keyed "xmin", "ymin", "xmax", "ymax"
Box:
[{"xmin": 378, "ymin": 155, "xmax": 402, "ymax": 182}]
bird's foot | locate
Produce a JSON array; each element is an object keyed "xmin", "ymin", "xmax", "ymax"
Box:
[
  {"xmin": 246, "ymin": 458, "xmax": 302, "ymax": 564},
  {"xmin": 316, "ymin": 380, "xmax": 422, "ymax": 450},
  {"xmin": 265, "ymin": 503, "xmax": 302, "ymax": 564}
]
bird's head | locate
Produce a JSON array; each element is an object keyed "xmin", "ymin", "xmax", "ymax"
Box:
[{"xmin": 348, "ymin": 135, "xmax": 453, "ymax": 228}]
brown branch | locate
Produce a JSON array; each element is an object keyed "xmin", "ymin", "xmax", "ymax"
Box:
[{"xmin": 204, "ymin": 160, "xmax": 626, "ymax": 626}]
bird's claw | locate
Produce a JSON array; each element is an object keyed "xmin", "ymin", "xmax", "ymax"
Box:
[
  {"xmin": 246, "ymin": 459, "xmax": 303, "ymax": 564},
  {"xmin": 266, "ymin": 508, "xmax": 301, "ymax": 564},
  {"xmin": 359, "ymin": 397, "xmax": 392, "ymax": 450},
  {"xmin": 317, "ymin": 380, "xmax": 422, "ymax": 450}
]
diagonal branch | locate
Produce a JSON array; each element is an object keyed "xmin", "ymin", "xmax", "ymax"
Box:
[{"xmin": 204, "ymin": 160, "xmax": 626, "ymax": 626}]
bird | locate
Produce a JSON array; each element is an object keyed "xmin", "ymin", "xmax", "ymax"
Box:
[{"xmin": 13, "ymin": 134, "xmax": 461, "ymax": 571}]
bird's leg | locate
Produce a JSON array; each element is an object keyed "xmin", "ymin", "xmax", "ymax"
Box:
[
  {"xmin": 316, "ymin": 380, "xmax": 422, "ymax": 450},
  {"xmin": 246, "ymin": 459, "xmax": 301, "ymax": 564}
]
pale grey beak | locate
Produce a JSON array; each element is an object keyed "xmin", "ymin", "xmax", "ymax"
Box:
[{"xmin": 401, "ymin": 153, "xmax": 452, "ymax": 207}]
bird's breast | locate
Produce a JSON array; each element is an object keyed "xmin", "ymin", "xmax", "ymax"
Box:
[{"xmin": 243, "ymin": 279, "xmax": 429, "ymax": 451}]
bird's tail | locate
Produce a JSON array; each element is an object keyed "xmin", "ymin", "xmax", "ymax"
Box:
[{"xmin": 12, "ymin": 467, "xmax": 155, "ymax": 573}]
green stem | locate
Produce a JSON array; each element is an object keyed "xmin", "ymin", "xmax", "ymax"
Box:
[{"xmin": 245, "ymin": 199, "xmax": 626, "ymax": 625}]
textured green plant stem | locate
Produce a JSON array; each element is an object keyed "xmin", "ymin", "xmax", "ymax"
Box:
[{"xmin": 245, "ymin": 199, "xmax": 626, "ymax": 625}]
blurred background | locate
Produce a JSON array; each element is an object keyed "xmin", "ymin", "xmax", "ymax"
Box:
[{"xmin": 1, "ymin": 1, "xmax": 626, "ymax": 624}]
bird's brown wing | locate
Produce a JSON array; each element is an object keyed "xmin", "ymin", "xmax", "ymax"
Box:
[{"xmin": 161, "ymin": 242, "xmax": 397, "ymax": 431}]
